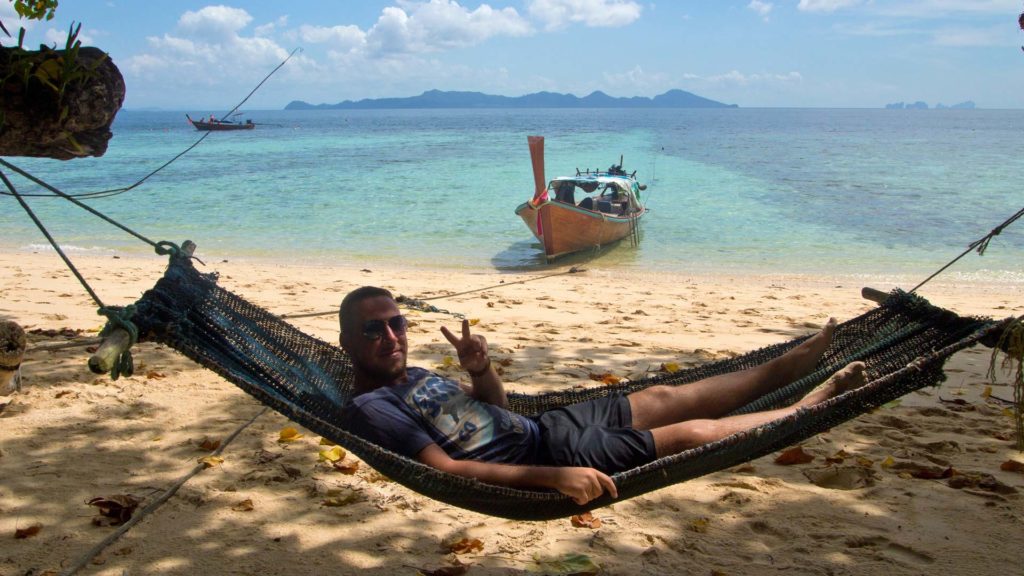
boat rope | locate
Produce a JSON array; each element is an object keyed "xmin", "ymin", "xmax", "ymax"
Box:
[
  {"xmin": 217, "ymin": 47, "xmax": 301, "ymax": 123},
  {"xmin": 908, "ymin": 206, "xmax": 1024, "ymax": 294},
  {"xmin": 0, "ymin": 163, "xmax": 196, "ymax": 378},
  {"xmin": 278, "ymin": 266, "xmax": 586, "ymax": 321},
  {"xmin": 0, "ymin": 48, "xmax": 301, "ymax": 200}
]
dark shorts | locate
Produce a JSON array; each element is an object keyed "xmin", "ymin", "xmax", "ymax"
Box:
[{"xmin": 536, "ymin": 393, "xmax": 657, "ymax": 474}]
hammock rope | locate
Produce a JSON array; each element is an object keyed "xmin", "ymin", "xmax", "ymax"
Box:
[{"xmin": 117, "ymin": 251, "xmax": 1010, "ymax": 520}]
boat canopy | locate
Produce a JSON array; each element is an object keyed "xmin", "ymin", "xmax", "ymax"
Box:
[{"xmin": 549, "ymin": 175, "xmax": 638, "ymax": 196}]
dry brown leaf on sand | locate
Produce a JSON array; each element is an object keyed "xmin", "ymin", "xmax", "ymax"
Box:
[
  {"xmin": 774, "ymin": 446, "xmax": 814, "ymax": 465},
  {"xmin": 14, "ymin": 524, "xmax": 42, "ymax": 539},
  {"xmin": 445, "ymin": 537, "xmax": 483, "ymax": 554},
  {"xmin": 570, "ymin": 512, "xmax": 602, "ymax": 529},
  {"xmin": 88, "ymin": 494, "xmax": 141, "ymax": 526}
]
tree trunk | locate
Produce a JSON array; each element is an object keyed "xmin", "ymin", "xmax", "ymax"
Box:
[{"xmin": 0, "ymin": 46, "xmax": 125, "ymax": 160}]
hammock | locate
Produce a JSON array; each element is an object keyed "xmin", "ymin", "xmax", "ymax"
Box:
[{"xmin": 114, "ymin": 251, "xmax": 1010, "ymax": 521}]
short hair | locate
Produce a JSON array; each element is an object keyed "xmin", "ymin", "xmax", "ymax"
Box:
[{"xmin": 339, "ymin": 286, "xmax": 394, "ymax": 337}]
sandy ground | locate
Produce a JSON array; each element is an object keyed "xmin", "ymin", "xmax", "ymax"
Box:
[{"xmin": 1, "ymin": 250, "xmax": 1021, "ymax": 576}]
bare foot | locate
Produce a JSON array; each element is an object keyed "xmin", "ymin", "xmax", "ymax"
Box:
[
  {"xmin": 797, "ymin": 361, "xmax": 866, "ymax": 407},
  {"xmin": 769, "ymin": 318, "xmax": 838, "ymax": 384}
]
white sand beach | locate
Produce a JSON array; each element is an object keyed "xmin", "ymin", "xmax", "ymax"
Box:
[{"xmin": 1, "ymin": 251, "xmax": 1022, "ymax": 575}]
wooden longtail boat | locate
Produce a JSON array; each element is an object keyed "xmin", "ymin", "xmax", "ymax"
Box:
[
  {"xmin": 186, "ymin": 114, "xmax": 255, "ymax": 131},
  {"xmin": 514, "ymin": 135, "xmax": 647, "ymax": 260}
]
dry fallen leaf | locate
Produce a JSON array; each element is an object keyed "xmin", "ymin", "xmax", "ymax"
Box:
[
  {"xmin": 774, "ymin": 446, "xmax": 814, "ymax": 465},
  {"xmin": 1000, "ymin": 460, "xmax": 1024, "ymax": 473},
  {"xmin": 14, "ymin": 524, "xmax": 42, "ymax": 539},
  {"xmin": 318, "ymin": 446, "xmax": 346, "ymax": 462},
  {"xmin": 333, "ymin": 460, "xmax": 360, "ymax": 474},
  {"xmin": 588, "ymin": 372, "xmax": 622, "ymax": 385},
  {"xmin": 446, "ymin": 537, "xmax": 484, "ymax": 554},
  {"xmin": 319, "ymin": 437, "xmax": 337, "ymax": 446},
  {"xmin": 199, "ymin": 456, "xmax": 225, "ymax": 468},
  {"xmin": 278, "ymin": 427, "xmax": 304, "ymax": 442},
  {"xmin": 570, "ymin": 512, "xmax": 602, "ymax": 529},
  {"xmin": 88, "ymin": 495, "xmax": 141, "ymax": 526},
  {"xmin": 660, "ymin": 362, "xmax": 680, "ymax": 373}
]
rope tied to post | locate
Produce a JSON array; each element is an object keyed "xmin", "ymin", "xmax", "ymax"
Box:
[{"xmin": 98, "ymin": 305, "xmax": 138, "ymax": 380}]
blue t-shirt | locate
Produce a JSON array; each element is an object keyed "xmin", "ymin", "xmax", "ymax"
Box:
[{"xmin": 341, "ymin": 367, "xmax": 542, "ymax": 464}]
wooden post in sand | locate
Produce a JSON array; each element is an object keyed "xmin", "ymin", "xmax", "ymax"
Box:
[
  {"xmin": 861, "ymin": 287, "xmax": 889, "ymax": 304},
  {"xmin": 1, "ymin": 320, "xmax": 27, "ymax": 394},
  {"xmin": 88, "ymin": 241, "xmax": 196, "ymax": 375}
]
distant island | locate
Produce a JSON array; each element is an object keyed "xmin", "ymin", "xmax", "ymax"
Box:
[
  {"xmin": 885, "ymin": 101, "xmax": 976, "ymax": 110},
  {"xmin": 285, "ymin": 89, "xmax": 737, "ymax": 110}
]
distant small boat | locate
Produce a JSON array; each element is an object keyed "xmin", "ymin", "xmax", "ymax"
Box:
[
  {"xmin": 514, "ymin": 136, "xmax": 647, "ymax": 260},
  {"xmin": 186, "ymin": 114, "xmax": 255, "ymax": 131}
]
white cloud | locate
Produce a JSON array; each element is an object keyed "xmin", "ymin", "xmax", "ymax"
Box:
[
  {"xmin": 255, "ymin": 16, "xmax": 288, "ymax": 37},
  {"xmin": 527, "ymin": 0, "xmax": 642, "ymax": 30},
  {"xmin": 748, "ymin": 1, "xmax": 773, "ymax": 20},
  {"xmin": 364, "ymin": 1, "xmax": 531, "ymax": 55},
  {"xmin": 299, "ymin": 24, "xmax": 365, "ymax": 50},
  {"xmin": 707, "ymin": 70, "xmax": 803, "ymax": 86},
  {"xmin": 178, "ymin": 5, "xmax": 252, "ymax": 40},
  {"xmin": 602, "ymin": 65, "xmax": 671, "ymax": 94},
  {"xmin": 797, "ymin": 0, "xmax": 862, "ymax": 13},
  {"xmin": 123, "ymin": 6, "xmax": 289, "ymax": 82},
  {"xmin": 44, "ymin": 26, "xmax": 95, "ymax": 47}
]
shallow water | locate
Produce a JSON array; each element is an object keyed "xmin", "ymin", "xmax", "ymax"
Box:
[{"xmin": 1, "ymin": 107, "xmax": 1021, "ymax": 283}]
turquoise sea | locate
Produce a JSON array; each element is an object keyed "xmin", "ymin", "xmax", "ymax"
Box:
[{"xmin": 1, "ymin": 108, "xmax": 1022, "ymax": 282}]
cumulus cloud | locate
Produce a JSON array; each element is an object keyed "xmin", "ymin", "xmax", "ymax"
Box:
[
  {"xmin": 177, "ymin": 5, "xmax": 252, "ymax": 40},
  {"xmin": 363, "ymin": 0, "xmax": 531, "ymax": 55},
  {"xmin": 527, "ymin": 0, "xmax": 642, "ymax": 30},
  {"xmin": 123, "ymin": 5, "xmax": 289, "ymax": 82},
  {"xmin": 797, "ymin": 0, "xmax": 861, "ymax": 13},
  {"xmin": 748, "ymin": 1, "xmax": 773, "ymax": 20},
  {"xmin": 298, "ymin": 24, "xmax": 365, "ymax": 51}
]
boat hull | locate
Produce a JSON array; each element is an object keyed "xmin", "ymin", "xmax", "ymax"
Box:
[
  {"xmin": 190, "ymin": 121, "xmax": 254, "ymax": 131},
  {"xmin": 514, "ymin": 201, "xmax": 645, "ymax": 259}
]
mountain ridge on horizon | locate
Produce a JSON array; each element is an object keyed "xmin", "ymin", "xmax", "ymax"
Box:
[{"xmin": 284, "ymin": 88, "xmax": 738, "ymax": 110}]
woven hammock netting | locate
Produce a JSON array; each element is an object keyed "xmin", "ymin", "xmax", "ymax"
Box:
[{"xmin": 127, "ymin": 253, "xmax": 1007, "ymax": 521}]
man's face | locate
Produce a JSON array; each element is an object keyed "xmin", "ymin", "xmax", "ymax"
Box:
[{"xmin": 343, "ymin": 295, "xmax": 408, "ymax": 386}]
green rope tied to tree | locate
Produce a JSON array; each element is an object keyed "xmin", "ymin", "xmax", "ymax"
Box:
[{"xmin": 98, "ymin": 305, "xmax": 138, "ymax": 380}]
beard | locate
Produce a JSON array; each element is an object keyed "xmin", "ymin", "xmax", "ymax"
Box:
[{"xmin": 351, "ymin": 353, "xmax": 406, "ymax": 385}]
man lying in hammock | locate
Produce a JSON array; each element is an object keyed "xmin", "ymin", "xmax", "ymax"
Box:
[{"xmin": 339, "ymin": 286, "xmax": 867, "ymax": 505}]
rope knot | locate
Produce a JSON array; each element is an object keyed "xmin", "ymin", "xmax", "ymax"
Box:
[{"xmin": 98, "ymin": 305, "xmax": 139, "ymax": 380}]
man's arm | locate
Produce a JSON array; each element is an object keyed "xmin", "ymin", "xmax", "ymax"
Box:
[
  {"xmin": 418, "ymin": 443, "xmax": 618, "ymax": 505},
  {"xmin": 441, "ymin": 319, "xmax": 508, "ymax": 408}
]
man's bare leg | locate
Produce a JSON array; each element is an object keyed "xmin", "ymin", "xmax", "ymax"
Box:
[
  {"xmin": 630, "ymin": 318, "xmax": 838, "ymax": 430},
  {"xmin": 649, "ymin": 361, "xmax": 866, "ymax": 457}
]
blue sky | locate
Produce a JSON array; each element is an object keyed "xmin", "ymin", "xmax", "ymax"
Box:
[{"xmin": 3, "ymin": 1, "xmax": 1022, "ymax": 109}]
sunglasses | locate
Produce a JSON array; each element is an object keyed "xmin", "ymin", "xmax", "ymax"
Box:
[{"xmin": 361, "ymin": 315, "xmax": 408, "ymax": 341}]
